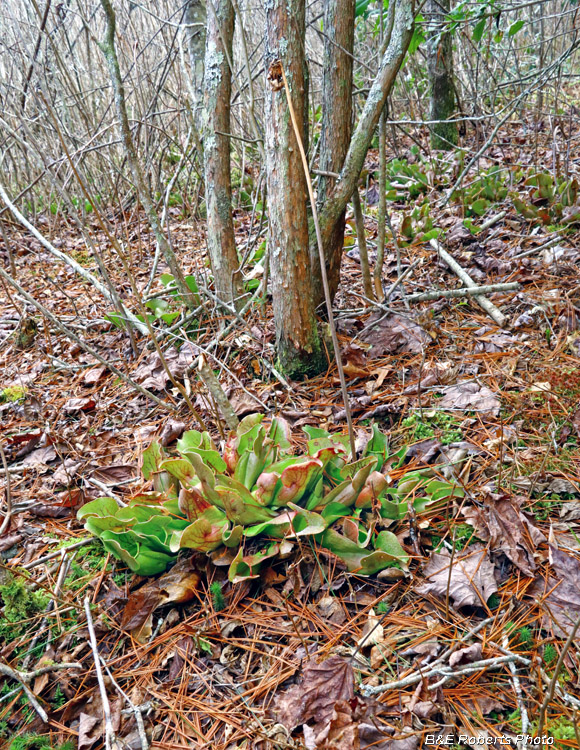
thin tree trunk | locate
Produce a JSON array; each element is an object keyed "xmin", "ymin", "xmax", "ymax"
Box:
[
  {"xmin": 318, "ymin": 0, "xmax": 415, "ymax": 263},
  {"xmin": 313, "ymin": 0, "xmax": 355, "ymax": 304},
  {"xmin": 427, "ymin": 0, "xmax": 457, "ymax": 149},
  {"xmin": 264, "ymin": 0, "xmax": 325, "ymax": 379},
  {"xmin": 203, "ymin": 0, "xmax": 244, "ymax": 308},
  {"xmin": 183, "ymin": 0, "xmax": 206, "ymax": 127},
  {"xmin": 99, "ymin": 0, "xmax": 196, "ymax": 309}
]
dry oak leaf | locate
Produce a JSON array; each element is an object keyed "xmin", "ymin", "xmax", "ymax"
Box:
[
  {"xmin": 417, "ymin": 544, "xmax": 497, "ymax": 609},
  {"xmin": 462, "ymin": 494, "xmax": 545, "ymax": 577},
  {"xmin": 275, "ymin": 655, "xmax": 354, "ymax": 732},
  {"xmin": 134, "ymin": 342, "xmax": 197, "ymax": 391},
  {"xmin": 448, "ymin": 643, "xmax": 482, "ymax": 668},
  {"xmin": 437, "ymin": 381, "xmax": 500, "ymax": 415},
  {"xmin": 121, "ymin": 557, "xmax": 201, "ymax": 633},
  {"xmin": 531, "ymin": 546, "xmax": 580, "ymax": 637},
  {"xmin": 360, "ymin": 313, "xmax": 431, "ymax": 356}
]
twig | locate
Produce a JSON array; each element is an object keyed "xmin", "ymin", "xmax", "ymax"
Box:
[
  {"xmin": 23, "ymin": 538, "xmax": 94, "ymax": 570},
  {"xmin": 429, "ymin": 239, "xmax": 507, "ymax": 326},
  {"xmin": 512, "ymin": 234, "xmax": 563, "ymax": 260},
  {"xmin": 101, "ymin": 656, "xmax": 149, "ymax": 750},
  {"xmin": 362, "ymin": 617, "xmax": 496, "ymax": 696},
  {"xmin": 403, "ymin": 282, "xmax": 519, "ymax": 303},
  {"xmin": 84, "ymin": 596, "xmax": 119, "ymax": 750},
  {"xmin": 196, "ymin": 354, "xmax": 239, "ymax": 431},
  {"xmin": 385, "ymin": 258, "xmax": 421, "ymax": 303},
  {"xmin": 352, "ymin": 187, "xmax": 374, "ymax": 300},
  {"xmin": 280, "ymin": 63, "xmax": 356, "ymax": 458},
  {"xmin": 537, "ymin": 615, "xmax": 580, "ymax": 736},
  {"xmin": 0, "ymin": 442, "xmax": 12, "ymax": 536},
  {"xmin": 502, "ymin": 633, "xmax": 529, "ymax": 747},
  {"xmin": 0, "ymin": 266, "xmax": 179, "ymax": 413},
  {"xmin": 22, "ymin": 549, "xmax": 72, "ymax": 670},
  {"xmin": 0, "ymin": 660, "xmax": 81, "ymax": 724},
  {"xmin": 480, "ymin": 211, "xmax": 507, "ymax": 231}
]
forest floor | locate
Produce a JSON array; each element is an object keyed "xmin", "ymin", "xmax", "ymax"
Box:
[{"xmin": 1, "ymin": 120, "xmax": 580, "ymax": 750}]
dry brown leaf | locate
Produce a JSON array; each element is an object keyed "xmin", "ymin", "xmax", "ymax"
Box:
[
  {"xmin": 83, "ymin": 366, "xmax": 106, "ymax": 385},
  {"xmin": 531, "ymin": 546, "xmax": 580, "ymax": 637},
  {"xmin": 437, "ymin": 382, "xmax": 500, "ymax": 415},
  {"xmin": 448, "ymin": 643, "xmax": 482, "ymax": 668},
  {"xmin": 134, "ymin": 342, "xmax": 197, "ymax": 391},
  {"xmin": 230, "ymin": 390, "xmax": 260, "ymax": 416},
  {"xmin": 358, "ymin": 609, "xmax": 384, "ymax": 647},
  {"xmin": 360, "ymin": 314, "xmax": 430, "ymax": 356},
  {"xmin": 64, "ymin": 396, "xmax": 96, "ymax": 413},
  {"xmin": 316, "ymin": 596, "xmax": 346, "ymax": 625},
  {"xmin": 417, "ymin": 544, "xmax": 497, "ymax": 609},
  {"xmin": 275, "ymin": 655, "xmax": 354, "ymax": 732},
  {"xmin": 91, "ymin": 464, "xmax": 136, "ymax": 485},
  {"xmin": 121, "ymin": 558, "xmax": 201, "ymax": 633},
  {"xmin": 159, "ymin": 418, "xmax": 186, "ymax": 446},
  {"xmin": 462, "ymin": 494, "xmax": 545, "ymax": 577}
]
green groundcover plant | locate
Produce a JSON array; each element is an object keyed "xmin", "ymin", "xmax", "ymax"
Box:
[{"xmin": 78, "ymin": 416, "xmax": 463, "ymax": 582}]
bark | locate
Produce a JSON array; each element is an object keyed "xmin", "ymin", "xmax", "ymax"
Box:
[
  {"xmin": 318, "ymin": 0, "xmax": 415, "ymax": 268},
  {"xmin": 265, "ymin": 0, "xmax": 325, "ymax": 379},
  {"xmin": 99, "ymin": 0, "xmax": 196, "ymax": 309},
  {"xmin": 183, "ymin": 0, "xmax": 206, "ymax": 126},
  {"xmin": 203, "ymin": 0, "xmax": 243, "ymax": 307},
  {"xmin": 314, "ymin": 0, "xmax": 356, "ymax": 304},
  {"xmin": 427, "ymin": 0, "xmax": 457, "ymax": 149}
]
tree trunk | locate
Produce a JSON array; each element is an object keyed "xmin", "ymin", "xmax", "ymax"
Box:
[
  {"xmin": 265, "ymin": 0, "xmax": 325, "ymax": 379},
  {"xmin": 203, "ymin": 0, "xmax": 244, "ymax": 307},
  {"xmin": 183, "ymin": 0, "xmax": 206, "ymax": 125},
  {"xmin": 313, "ymin": 0, "xmax": 356, "ymax": 305},
  {"xmin": 427, "ymin": 0, "xmax": 457, "ymax": 150},
  {"xmin": 318, "ymin": 0, "xmax": 415, "ymax": 270}
]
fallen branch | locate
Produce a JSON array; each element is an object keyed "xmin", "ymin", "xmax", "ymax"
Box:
[
  {"xmin": 0, "ymin": 660, "xmax": 81, "ymax": 723},
  {"xmin": 480, "ymin": 210, "xmax": 507, "ymax": 231},
  {"xmin": 429, "ymin": 239, "xmax": 507, "ymax": 326},
  {"xmin": 0, "ymin": 180, "xmax": 147, "ymax": 335},
  {"xmin": 84, "ymin": 596, "xmax": 120, "ymax": 750},
  {"xmin": 361, "ymin": 617, "xmax": 497, "ymax": 696},
  {"xmin": 100, "ymin": 656, "xmax": 149, "ymax": 750},
  {"xmin": 0, "ymin": 442, "xmax": 12, "ymax": 536},
  {"xmin": 403, "ymin": 282, "xmax": 519, "ymax": 303}
]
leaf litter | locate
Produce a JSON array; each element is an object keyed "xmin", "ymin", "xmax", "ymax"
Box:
[{"xmin": 2, "ymin": 126, "xmax": 580, "ymax": 749}]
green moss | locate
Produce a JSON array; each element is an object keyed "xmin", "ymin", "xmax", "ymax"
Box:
[
  {"xmin": 8, "ymin": 734, "xmax": 75, "ymax": 750},
  {"xmin": 1, "ymin": 385, "xmax": 27, "ymax": 403},
  {"xmin": 210, "ymin": 581, "xmax": 225, "ymax": 611},
  {"xmin": 531, "ymin": 717, "xmax": 576, "ymax": 748},
  {"xmin": 275, "ymin": 335, "xmax": 328, "ymax": 380},
  {"xmin": 0, "ymin": 574, "xmax": 49, "ymax": 641},
  {"xmin": 402, "ymin": 410, "xmax": 462, "ymax": 445},
  {"xmin": 543, "ymin": 642, "xmax": 557, "ymax": 664}
]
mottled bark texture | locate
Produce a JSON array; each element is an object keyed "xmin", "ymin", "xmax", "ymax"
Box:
[
  {"xmin": 318, "ymin": 0, "xmax": 415, "ymax": 274},
  {"xmin": 314, "ymin": 0, "xmax": 355, "ymax": 305},
  {"xmin": 184, "ymin": 0, "xmax": 206, "ymax": 128},
  {"xmin": 100, "ymin": 0, "xmax": 195, "ymax": 309},
  {"xmin": 265, "ymin": 0, "xmax": 325, "ymax": 379},
  {"xmin": 427, "ymin": 0, "xmax": 457, "ymax": 149},
  {"xmin": 203, "ymin": 0, "xmax": 243, "ymax": 307}
]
